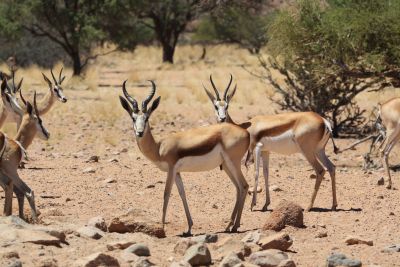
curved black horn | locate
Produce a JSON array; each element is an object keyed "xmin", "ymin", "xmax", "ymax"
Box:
[
  {"xmin": 50, "ymin": 69, "xmax": 57, "ymax": 84},
  {"xmin": 223, "ymin": 74, "xmax": 233, "ymax": 101},
  {"xmin": 122, "ymin": 80, "xmax": 139, "ymax": 113},
  {"xmin": 59, "ymin": 67, "xmax": 63, "ymax": 83},
  {"xmin": 11, "ymin": 70, "xmax": 16, "ymax": 93},
  {"xmin": 33, "ymin": 91, "xmax": 39, "ymax": 115},
  {"xmin": 19, "ymin": 87, "xmax": 27, "ymax": 106},
  {"xmin": 209, "ymin": 75, "xmax": 220, "ymax": 100},
  {"xmin": 142, "ymin": 80, "xmax": 156, "ymax": 112}
]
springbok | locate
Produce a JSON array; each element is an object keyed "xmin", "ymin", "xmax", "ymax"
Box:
[
  {"xmin": 119, "ymin": 80, "xmax": 250, "ymax": 235},
  {"xmin": 19, "ymin": 68, "xmax": 67, "ymax": 116},
  {"xmin": 0, "ymin": 72, "xmax": 24, "ymax": 128},
  {"xmin": 203, "ymin": 75, "xmax": 338, "ymax": 212},
  {"xmin": 0, "ymin": 90, "xmax": 49, "ymax": 220},
  {"xmin": 378, "ymin": 98, "xmax": 400, "ymax": 189}
]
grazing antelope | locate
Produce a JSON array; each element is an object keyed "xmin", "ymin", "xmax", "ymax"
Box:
[
  {"xmin": 0, "ymin": 73, "xmax": 24, "ymax": 128},
  {"xmin": 119, "ymin": 80, "xmax": 250, "ymax": 235},
  {"xmin": 378, "ymin": 98, "xmax": 400, "ymax": 189},
  {"xmin": 0, "ymin": 91, "xmax": 49, "ymax": 220},
  {"xmin": 18, "ymin": 69, "xmax": 67, "ymax": 117},
  {"xmin": 203, "ymin": 75, "xmax": 338, "ymax": 212}
]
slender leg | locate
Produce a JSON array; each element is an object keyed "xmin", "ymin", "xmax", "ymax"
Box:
[
  {"xmin": 162, "ymin": 169, "xmax": 174, "ymax": 229},
  {"xmin": 261, "ymin": 151, "xmax": 270, "ymax": 211},
  {"xmin": 222, "ymin": 163, "xmax": 240, "ymax": 232},
  {"xmin": 175, "ymin": 173, "xmax": 194, "ymax": 236},
  {"xmin": 381, "ymin": 127, "xmax": 400, "ymax": 189},
  {"xmin": 301, "ymin": 149, "xmax": 325, "ymax": 211},
  {"xmin": 250, "ymin": 144, "xmax": 262, "ymax": 211},
  {"xmin": 316, "ymin": 150, "xmax": 337, "ymax": 210},
  {"xmin": 3, "ymin": 181, "xmax": 13, "ymax": 216},
  {"xmin": 15, "ymin": 188, "xmax": 25, "ymax": 219}
]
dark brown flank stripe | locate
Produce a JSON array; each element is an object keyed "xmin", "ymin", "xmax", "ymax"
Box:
[
  {"xmin": 256, "ymin": 120, "xmax": 296, "ymax": 142},
  {"xmin": 177, "ymin": 132, "xmax": 222, "ymax": 158}
]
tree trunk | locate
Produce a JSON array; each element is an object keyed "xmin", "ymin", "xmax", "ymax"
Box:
[
  {"xmin": 162, "ymin": 43, "xmax": 175, "ymax": 63},
  {"xmin": 71, "ymin": 52, "xmax": 82, "ymax": 75}
]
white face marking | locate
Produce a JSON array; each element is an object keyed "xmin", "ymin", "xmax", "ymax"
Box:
[
  {"xmin": 132, "ymin": 113, "xmax": 148, "ymax": 137},
  {"xmin": 214, "ymin": 100, "xmax": 228, "ymax": 122},
  {"xmin": 54, "ymin": 85, "xmax": 67, "ymax": 102}
]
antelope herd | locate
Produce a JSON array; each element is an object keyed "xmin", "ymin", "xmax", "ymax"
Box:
[{"xmin": 0, "ymin": 68, "xmax": 399, "ymax": 235}]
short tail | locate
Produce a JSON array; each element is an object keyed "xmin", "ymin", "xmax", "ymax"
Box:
[{"xmin": 323, "ymin": 118, "xmax": 339, "ymax": 154}]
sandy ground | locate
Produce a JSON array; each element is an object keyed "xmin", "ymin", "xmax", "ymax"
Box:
[{"xmin": 1, "ymin": 45, "xmax": 400, "ymax": 266}]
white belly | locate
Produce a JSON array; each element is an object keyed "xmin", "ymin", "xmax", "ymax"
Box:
[
  {"xmin": 175, "ymin": 144, "xmax": 224, "ymax": 172},
  {"xmin": 259, "ymin": 130, "xmax": 300, "ymax": 155}
]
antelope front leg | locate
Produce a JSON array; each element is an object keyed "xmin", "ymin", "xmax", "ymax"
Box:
[
  {"xmin": 4, "ymin": 181, "xmax": 13, "ymax": 216},
  {"xmin": 162, "ymin": 169, "xmax": 174, "ymax": 230},
  {"xmin": 175, "ymin": 173, "xmax": 193, "ymax": 236},
  {"xmin": 261, "ymin": 151, "xmax": 270, "ymax": 212}
]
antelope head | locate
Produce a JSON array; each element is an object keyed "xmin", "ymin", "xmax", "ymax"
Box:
[
  {"xmin": 42, "ymin": 68, "xmax": 67, "ymax": 103},
  {"xmin": 22, "ymin": 91, "xmax": 50, "ymax": 140},
  {"xmin": 203, "ymin": 74, "xmax": 237, "ymax": 123},
  {"xmin": 1, "ymin": 72, "xmax": 24, "ymax": 115},
  {"xmin": 119, "ymin": 80, "xmax": 161, "ymax": 138}
]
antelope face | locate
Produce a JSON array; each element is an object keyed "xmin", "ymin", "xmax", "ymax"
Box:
[
  {"xmin": 119, "ymin": 80, "xmax": 161, "ymax": 139},
  {"xmin": 53, "ymin": 84, "xmax": 67, "ymax": 103},
  {"xmin": 203, "ymin": 74, "xmax": 237, "ymax": 123},
  {"xmin": 1, "ymin": 78, "xmax": 23, "ymax": 114},
  {"xmin": 42, "ymin": 68, "xmax": 67, "ymax": 103}
]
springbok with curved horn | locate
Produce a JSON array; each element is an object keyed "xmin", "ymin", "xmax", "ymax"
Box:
[
  {"xmin": 119, "ymin": 80, "xmax": 250, "ymax": 235},
  {"xmin": 0, "ymin": 72, "xmax": 25, "ymax": 128},
  {"xmin": 0, "ymin": 91, "xmax": 50, "ymax": 220},
  {"xmin": 203, "ymin": 75, "xmax": 338, "ymax": 212}
]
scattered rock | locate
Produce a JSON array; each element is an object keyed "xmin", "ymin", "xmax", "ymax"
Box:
[
  {"xmin": 258, "ymin": 232, "xmax": 293, "ymax": 251},
  {"xmin": 191, "ymin": 234, "xmax": 218, "ymax": 244},
  {"xmin": 183, "ymin": 243, "xmax": 212, "ymax": 266},
  {"xmin": 263, "ymin": 201, "xmax": 304, "ymax": 231},
  {"xmin": 88, "ymin": 216, "xmax": 107, "ymax": 232},
  {"xmin": 270, "ymin": 185, "xmax": 283, "ymax": 192},
  {"xmin": 39, "ymin": 258, "xmax": 58, "ymax": 267},
  {"xmin": 1, "ymin": 251, "xmax": 19, "ymax": 259},
  {"xmin": 170, "ymin": 261, "xmax": 191, "ymax": 267},
  {"xmin": 382, "ymin": 244, "xmax": 400, "ymax": 253},
  {"xmin": 75, "ymin": 252, "xmax": 120, "ymax": 267},
  {"xmin": 104, "ymin": 178, "xmax": 117, "ymax": 184},
  {"xmin": 108, "ymin": 158, "xmax": 119, "ymax": 163},
  {"xmin": 86, "ymin": 155, "xmax": 99, "ymax": 163},
  {"xmin": 310, "ymin": 174, "xmax": 317, "ymax": 179},
  {"xmin": 344, "ymin": 236, "xmax": 373, "ymax": 246},
  {"xmin": 2, "ymin": 259, "xmax": 22, "ymax": 267},
  {"xmin": 248, "ymin": 250, "xmax": 295, "ymax": 267},
  {"xmin": 219, "ymin": 252, "xmax": 242, "ymax": 267},
  {"xmin": 0, "ymin": 216, "xmax": 65, "ymax": 247},
  {"xmin": 315, "ymin": 231, "xmax": 328, "ymax": 238},
  {"xmin": 216, "ymin": 237, "xmax": 251, "ymax": 260},
  {"xmin": 174, "ymin": 238, "xmax": 195, "ymax": 256},
  {"xmin": 83, "ymin": 167, "xmax": 96, "ymax": 174},
  {"xmin": 107, "ymin": 241, "xmax": 136, "ymax": 251},
  {"xmin": 242, "ymin": 230, "xmax": 262, "ymax": 244},
  {"xmin": 124, "ymin": 243, "xmax": 150, "ymax": 257},
  {"xmin": 77, "ymin": 226, "xmax": 104, "ymax": 240},
  {"xmin": 326, "ymin": 253, "xmax": 362, "ymax": 267},
  {"xmin": 249, "ymin": 186, "xmax": 262, "ymax": 194},
  {"xmin": 377, "ymin": 177, "xmax": 384, "ymax": 185},
  {"xmin": 108, "ymin": 213, "xmax": 165, "ymax": 238},
  {"xmin": 132, "ymin": 258, "xmax": 153, "ymax": 267}
]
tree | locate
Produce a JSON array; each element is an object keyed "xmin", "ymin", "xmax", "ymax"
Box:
[
  {"xmin": 260, "ymin": 0, "xmax": 400, "ymax": 136},
  {"xmin": 0, "ymin": 0, "xmax": 151, "ymax": 75},
  {"xmin": 196, "ymin": 1, "xmax": 271, "ymax": 54},
  {"xmin": 127, "ymin": 0, "xmax": 216, "ymax": 63}
]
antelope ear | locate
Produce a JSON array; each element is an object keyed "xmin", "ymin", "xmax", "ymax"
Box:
[
  {"xmin": 119, "ymin": 96, "xmax": 133, "ymax": 115},
  {"xmin": 148, "ymin": 96, "xmax": 161, "ymax": 115},
  {"xmin": 26, "ymin": 101, "xmax": 34, "ymax": 115}
]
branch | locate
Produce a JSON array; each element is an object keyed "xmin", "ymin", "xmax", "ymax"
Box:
[{"xmin": 81, "ymin": 48, "xmax": 118, "ymax": 70}]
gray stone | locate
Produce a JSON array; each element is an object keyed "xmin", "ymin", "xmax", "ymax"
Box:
[
  {"xmin": 83, "ymin": 167, "xmax": 96, "ymax": 174},
  {"xmin": 133, "ymin": 258, "xmax": 154, "ymax": 267},
  {"xmin": 5, "ymin": 259, "xmax": 22, "ymax": 267},
  {"xmin": 75, "ymin": 252, "xmax": 120, "ymax": 267},
  {"xmin": 88, "ymin": 216, "xmax": 107, "ymax": 232},
  {"xmin": 258, "ymin": 232, "xmax": 293, "ymax": 251},
  {"xmin": 77, "ymin": 226, "xmax": 104, "ymax": 240},
  {"xmin": 191, "ymin": 234, "xmax": 218, "ymax": 244},
  {"xmin": 219, "ymin": 252, "xmax": 242, "ymax": 267},
  {"xmin": 326, "ymin": 253, "xmax": 362, "ymax": 267},
  {"xmin": 216, "ymin": 237, "xmax": 252, "ymax": 260},
  {"xmin": 183, "ymin": 243, "xmax": 212, "ymax": 266},
  {"xmin": 248, "ymin": 250, "xmax": 293, "ymax": 267},
  {"xmin": 174, "ymin": 238, "xmax": 195, "ymax": 256},
  {"xmin": 382, "ymin": 244, "xmax": 400, "ymax": 253},
  {"xmin": 125, "ymin": 243, "xmax": 150, "ymax": 257},
  {"xmin": 241, "ymin": 231, "xmax": 262, "ymax": 244}
]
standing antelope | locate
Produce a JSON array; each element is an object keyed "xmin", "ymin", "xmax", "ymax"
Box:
[
  {"xmin": 203, "ymin": 75, "xmax": 338, "ymax": 212},
  {"xmin": 119, "ymin": 80, "xmax": 250, "ymax": 235},
  {"xmin": 0, "ymin": 72, "xmax": 24, "ymax": 128},
  {"xmin": 0, "ymin": 90, "xmax": 49, "ymax": 220},
  {"xmin": 378, "ymin": 98, "xmax": 400, "ymax": 189}
]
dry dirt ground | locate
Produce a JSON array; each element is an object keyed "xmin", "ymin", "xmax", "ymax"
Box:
[{"xmin": 1, "ymin": 45, "xmax": 400, "ymax": 266}]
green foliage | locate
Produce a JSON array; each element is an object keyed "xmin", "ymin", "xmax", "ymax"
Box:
[{"xmin": 196, "ymin": 4, "xmax": 271, "ymax": 53}]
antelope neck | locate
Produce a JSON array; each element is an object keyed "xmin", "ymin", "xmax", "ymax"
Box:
[
  {"xmin": 38, "ymin": 88, "xmax": 56, "ymax": 115},
  {"xmin": 14, "ymin": 120, "xmax": 36, "ymax": 149},
  {"xmin": 136, "ymin": 123, "xmax": 161, "ymax": 163}
]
